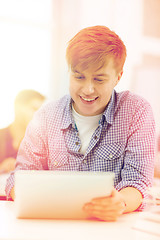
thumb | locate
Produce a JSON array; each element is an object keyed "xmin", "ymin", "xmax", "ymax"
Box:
[{"xmin": 110, "ymin": 188, "xmax": 118, "ymax": 198}]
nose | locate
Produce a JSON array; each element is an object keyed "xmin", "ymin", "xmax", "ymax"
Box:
[{"xmin": 82, "ymin": 80, "xmax": 94, "ymax": 95}]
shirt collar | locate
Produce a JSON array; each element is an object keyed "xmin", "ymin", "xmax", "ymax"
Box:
[
  {"xmin": 61, "ymin": 96, "xmax": 75, "ymax": 130},
  {"xmin": 61, "ymin": 91, "xmax": 116, "ymax": 130},
  {"xmin": 101, "ymin": 90, "xmax": 116, "ymax": 125}
]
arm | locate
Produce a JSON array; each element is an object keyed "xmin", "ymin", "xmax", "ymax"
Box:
[
  {"xmin": 116, "ymin": 97, "xmax": 155, "ymax": 210},
  {"xmin": 83, "ymin": 187, "xmax": 142, "ymax": 221},
  {"xmin": 0, "ymin": 157, "xmax": 16, "ymax": 173},
  {"xmin": 84, "ymin": 97, "xmax": 155, "ymax": 221},
  {"xmin": 10, "ymin": 187, "xmax": 15, "ymax": 200},
  {"xmin": 119, "ymin": 187, "xmax": 143, "ymax": 213}
]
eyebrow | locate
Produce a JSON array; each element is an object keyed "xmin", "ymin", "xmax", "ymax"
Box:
[
  {"xmin": 72, "ymin": 70, "xmax": 109, "ymax": 78},
  {"xmin": 72, "ymin": 70, "xmax": 82, "ymax": 74},
  {"xmin": 93, "ymin": 73, "xmax": 109, "ymax": 78}
]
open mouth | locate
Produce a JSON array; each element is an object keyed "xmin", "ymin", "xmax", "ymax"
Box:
[{"xmin": 80, "ymin": 96, "xmax": 98, "ymax": 103}]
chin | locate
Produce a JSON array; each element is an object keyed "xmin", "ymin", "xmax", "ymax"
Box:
[{"xmin": 82, "ymin": 110, "xmax": 96, "ymax": 116}]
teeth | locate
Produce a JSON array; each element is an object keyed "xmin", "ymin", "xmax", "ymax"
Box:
[{"xmin": 81, "ymin": 97, "xmax": 96, "ymax": 102}]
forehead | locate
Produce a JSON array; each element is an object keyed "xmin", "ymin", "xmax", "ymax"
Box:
[{"xmin": 72, "ymin": 58, "xmax": 116, "ymax": 75}]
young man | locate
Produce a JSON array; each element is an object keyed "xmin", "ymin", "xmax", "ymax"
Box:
[{"xmin": 6, "ymin": 26, "xmax": 155, "ymax": 221}]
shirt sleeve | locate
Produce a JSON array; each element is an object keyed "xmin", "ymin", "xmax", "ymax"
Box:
[
  {"xmin": 5, "ymin": 107, "xmax": 48, "ymax": 198},
  {"xmin": 115, "ymin": 98, "xmax": 156, "ymax": 210}
]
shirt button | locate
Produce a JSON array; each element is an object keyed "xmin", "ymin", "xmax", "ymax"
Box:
[
  {"xmin": 94, "ymin": 135, "xmax": 97, "ymax": 140},
  {"xmin": 75, "ymin": 142, "xmax": 79, "ymax": 145},
  {"xmin": 83, "ymin": 160, "xmax": 87, "ymax": 164},
  {"xmin": 109, "ymin": 154, "xmax": 113, "ymax": 159},
  {"xmin": 54, "ymin": 161, "xmax": 58, "ymax": 166}
]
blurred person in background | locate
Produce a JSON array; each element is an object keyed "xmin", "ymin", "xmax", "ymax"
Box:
[{"xmin": 0, "ymin": 89, "xmax": 45, "ymax": 173}]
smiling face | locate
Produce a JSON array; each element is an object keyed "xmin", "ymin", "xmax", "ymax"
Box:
[{"xmin": 69, "ymin": 59, "xmax": 123, "ymax": 116}]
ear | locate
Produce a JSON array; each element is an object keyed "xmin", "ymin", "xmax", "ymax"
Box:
[{"xmin": 115, "ymin": 70, "xmax": 123, "ymax": 86}]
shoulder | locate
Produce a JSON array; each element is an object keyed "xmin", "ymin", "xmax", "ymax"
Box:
[
  {"xmin": 34, "ymin": 95, "xmax": 71, "ymax": 121},
  {"xmin": 115, "ymin": 90, "xmax": 152, "ymax": 113},
  {"xmin": 113, "ymin": 91, "xmax": 155, "ymax": 127},
  {"xmin": 27, "ymin": 95, "xmax": 72, "ymax": 136}
]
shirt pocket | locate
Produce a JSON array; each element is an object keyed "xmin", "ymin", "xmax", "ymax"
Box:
[
  {"xmin": 91, "ymin": 142, "xmax": 125, "ymax": 175},
  {"xmin": 96, "ymin": 142, "xmax": 125, "ymax": 161},
  {"xmin": 48, "ymin": 151, "xmax": 70, "ymax": 170}
]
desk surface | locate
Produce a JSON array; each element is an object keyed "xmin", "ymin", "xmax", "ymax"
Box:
[
  {"xmin": 0, "ymin": 201, "xmax": 160, "ymax": 240},
  {"xmin": 1, "ymin": 177, "xmax": 160, "ymax": 240}
]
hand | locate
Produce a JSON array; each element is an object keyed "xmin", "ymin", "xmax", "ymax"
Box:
[
  {"xmin": 83, "ymin": 189, "xmax": 126, "ymax": 222},
  {"xmin": 0, "ymin": 157, "xmax": 16, "ymax": 173}
]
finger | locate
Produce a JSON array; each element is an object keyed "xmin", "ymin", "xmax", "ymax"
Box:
[
  {"xmin": 87, "ymin": 209, "xmax": 121, "ymax": 222},
  {"xmin": 88, "ymin": 214, "xmax": 118, "ymax": 222},
  {"xmin": 83, "ymin": 201, "xmax": 125, "ymax": 218},
  {"xmin": 84, "ymin": 203, "xmax": 119, "ymax": 214},
  {"xmin": 84, "ymin": 203, "xmax": 114, "ymax": 212},
  {"xmin": 91, "ymin": 198, "xmax": 120, "ymax": 208},
  {"xmin": 91, "ymin": 197, "xmax": 113, "ymax": 206},
  {"xmin": 91, "ymin": 189, "xmax": 119, "ymax": 205},
  {"xmin": 95, "ymin": 215, "xmax": 118, "ymax": 222},
  {"xmin": 111, "ymin": 188, "xmax": 120, "ymax": 199}
]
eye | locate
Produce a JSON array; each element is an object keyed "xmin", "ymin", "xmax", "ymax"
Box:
[
  {"xmin": 94, "ymin": 78, "xmax": 103, "ymax": 82},
  {"xmin": 75, "ymin": 76, "xmax": 85, "ymax": 80}
]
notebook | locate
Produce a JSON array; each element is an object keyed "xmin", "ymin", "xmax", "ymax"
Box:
[{"xmin": 14, "ymin": 170, "xmax": 115, "ymax": 219}]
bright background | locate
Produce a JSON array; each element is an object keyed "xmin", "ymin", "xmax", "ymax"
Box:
[{"xmin": 0, "ymin": 0, "xmax": 160, "ymax": 139}]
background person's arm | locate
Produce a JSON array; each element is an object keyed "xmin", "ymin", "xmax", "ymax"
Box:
[
  {"xmin": 0, "ymin": 157, "xmax": 16, "ymax": 173},
  {"xmin": 10, "ymin": 187, "xmax": 15, "ymax": 200}
]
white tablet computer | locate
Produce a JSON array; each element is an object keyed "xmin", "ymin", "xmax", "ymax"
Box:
[{"xmin": 14, "ymin": 170, "xmax": 115, "ymax": 219}]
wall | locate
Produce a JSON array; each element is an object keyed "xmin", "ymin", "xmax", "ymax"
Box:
[{"xmin": 0, "ymin": 0, "xmax": 160, "ymax": 135}]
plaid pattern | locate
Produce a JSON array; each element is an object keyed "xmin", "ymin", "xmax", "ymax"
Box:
[{"xmin": 6, "ymin": 90, "xmax": 155, "ymax": 210}]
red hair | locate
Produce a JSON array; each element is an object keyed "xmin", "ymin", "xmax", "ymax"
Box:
[{"xmin": 66, "ymin": 25, "xmax": 127, "ymax": 73}]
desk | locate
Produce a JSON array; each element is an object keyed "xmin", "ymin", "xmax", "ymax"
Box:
[{"xmin": 0, "ymin": 201, "xmax": 160, "ymax": 240}]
